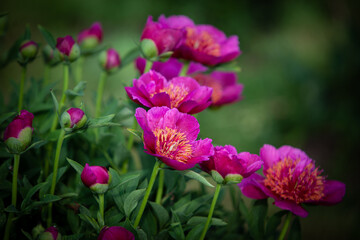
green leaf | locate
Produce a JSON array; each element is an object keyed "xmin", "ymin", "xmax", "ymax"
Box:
[
  {"xmin": 0, "ymin": 112, "xmax": 16, "ymax": 125},
  {"xmin": 4, "ymin": 205, "xmax": 19, "ymax": 213},
  {"xmin": 187, "ymin": 216, "xmax": 227, "ymax": 226},
  {"xmin": 21, "ymin": 229, "xmax": 33, "ymax": 240},
  {"xmin": 248, "ymin": 199, "xmax": 268, "ymax": 240},
  {"xmin": 180, "ymin": 170, "xmax": 214, "ymax": 187},
  {"xmin": 38, "ymin": 25, "xmax": 56, "ymax": 48},
  {"xmin": 66, "ymin": 158, "xmax": 84, "ymax": 175},
  {"xmin": 65, "ymin": 81, "xmax": 87, "ymax": 99},
  {"xmin": 39, "ymin": 194, "xmax": 62, "ymax": 203},
  {"xmin": 87, "ymin": 114, "xmax": 122, "ymax": 128},
  {"xmin": 126, "ymin": 128, "xmax": 142, "ymax": 141},
  {"xmin": 169, "ymin": 209, "xmax": 185, "ymax": 240},
  {"xmin": 108, "ymin": 169, "xmax": 139, "ymax": 190},
  {"xmin": 39, "ymin": 166, "xmax": 68, "ymax": 197},
  {"xmin": 50, "ymin": 89, "xmax": 59, "ymax": 117},
  {"xmin": 21, "ymin": 182, "xmax": 47, "ymax": 210},
  {"xmin": 124, "ymin": 188, "xmax": 146, "ymax": 217},
  {"xmin": 149, "ymin": 201, "xmax": 170, "ymax": 229},
  {"xmin": 185, "ymin": 224, "xmax": 203, "ymax": 240},
  {"xmin": 121, "ymin": 47, "xmax": 141, "ymax": 67},
  {"xmin": 105, "ymin": 206, "xmax": 124, "ymax": 226},
  {"xmin": 20, "ymin": 140, "xmax": 46, "ymax": 154},
  {"xmin": 266, "ymin": 210, "xmax": 288, "ymax": 237},
  {"xmin": 78, "ymin": 213, "xmax": 100, "ymax": 232},
  {"xmin": 288, "ymin": 216, "xmax": 301, "ymax": 240}
]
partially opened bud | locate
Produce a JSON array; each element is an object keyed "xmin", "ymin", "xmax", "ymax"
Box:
[
  {"xmin": 19, "ymin": 40, "xmax": 39, "ymax": 60},
  {"xmin": 81, "ymin": 164, "xmax": 111, "ymax": 194},
  {"xmin": 78, "ymin": 22, "xmax": 103, "ymax": 51},
  {"xmin": 99, "ymin": 48, "xmax": 121, "ymax": 73},
  {"xmin": 98, "ymin": 226, "xmax": 134, "ymax": 240},
  {"xmin": 56, "ymin": 35, "xmax": 80, "ymax": 62},
  {"xmin": 38, "ymin": 227, "xmax": 61, "ymax": 240},
  {"xmin": 3, "ymin": 110, "xmax": 34, "ymax": 154},
  {"xmin": 60, "ymin": 108, "xmax": 87, "ymax": 130}
]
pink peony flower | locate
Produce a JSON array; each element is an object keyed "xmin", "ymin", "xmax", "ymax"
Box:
[
  {"xmin": 200, "ymin": 145, "xmax": 262, "ymax": 184},
  {"xmin": 61, "ymin": 108, "xmax": 87, "ymax": 130},
  {"xmin": 159, "ymin": 15, "xmax": 241, "ymax": 66},
  {"xmin": 81, "ymin": 164, "xmax": 111, "ymax": 194},
  {"xmin": 125, "ymin": 70, "xmax": 212, "ymax": 114},
  {"xmin": 99, "ymin": 48, "xmax": 121, "ymax": 73},
  {"xmin": 77, "ymin": 22, "xmax": 103, "ymax": 50},
  {"xmin": 135, "ymin": 107, "xmax": 214, "ymax": 170},
  {"xmin": 135, "ymin": 57, "xmax": 207, "ymax": 80},
  {"xmin": 238, "ymin": 144, "xmax": 346, "ymax": 217},
  {"xmin": 98, "ymin": 226, "xmax": 134, "ymax": 240},
  {"xmin": 3, "ymin": 110, "xmax": 34, "ymax": 153},
  {"xmin": 56, "ymin": 35, "xmax": 80, "ymax": 62},
  {"xmin": 193, "ymin": 71, "xmax": 243, "ymax": 107}
]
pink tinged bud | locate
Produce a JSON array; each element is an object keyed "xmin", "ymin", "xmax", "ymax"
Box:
[
  {"xmin": 61, "ymin": 108, "xmax": 87, "ymax": 130},
  {"xmin": 39, "ymin": 227, "xmax": 61, "ymax": 240},
  {"xmin": 78, "ymin": 22, "xmax": 103, "ymax": 50},
  {"xmin": 3, "ymin": 110, "xmax": 34, "ymax": 154},
  {"xmin": 99, "ymin": 48, "xmax": 121, "ymax": 73},
  {"xmin": 56, "ymin": 35, "xmax": 80, "ymax": 62},
  {"xmin": 81, "ymin": 164, "xmax": 111, "ymax": 194},
  {"xmin": 98, "ymin": 226, "xmax": 135, "ymax": 240},
  {"xmin": 19, "ymin": 40, "xmax": 39, "ymax": 59},
  {"xmin": 42, "ymin": 45, "xmax": 61, "ymax": 65}
]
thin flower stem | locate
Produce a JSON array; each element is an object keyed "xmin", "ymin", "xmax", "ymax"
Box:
[
  {"xmin": 3, "ymin": 154, "xmax": 20, "ymax": 240},
  {"xmin": 18, "ymin": 66, "xmax": 26, "ymax": 112},
  {"xmin": 95, "ymin": 71, "xmax": 108, "ymax": 118},
  {"xmin": 179, "ymin": 61, "xmax": 190, "ymax": 76},
  {"xmin": 144, "ymin": 59, "xmax": 153, "ymax": 73},
  {"xmin": 98, "ymin": 193, "xmax": 105, "ymax": 227},
  {"xmin": 278, "ymin": 212, "xmax": 292, "ymax": 240},
  {"xmin": 155, "ymin": 168, "xmax": 165, "ymax": 204},
  {"xmin": 199, "ymin": 183, "xmax": 222, "ymax": 240},
  {"xmin": 75, "ymin": 56, "xmax": 84, "ymax": 83},
  {"xmin": 134, "ymin": 160, "xmax": 161, "ymax": 228},
  {"xmin": 47, "ymin": 129, "xmax": 66, "ymax": 227},
  {"xmin": 43, "ymin": 64, "xmax": 51, "ymax": 87},
  {"xmin": 122, "ymin": 117, "xmax": 138, "ymax": 173}
]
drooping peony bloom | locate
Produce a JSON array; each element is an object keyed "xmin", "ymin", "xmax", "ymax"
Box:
[
  {"xmin": 193, "ymin": 71, "xmax": 243, "ymax": 107},
  {"xmin": 159, "ymin": 15, "xmax": 241, "ymax": 66},
  {"xmin": 238, "ymin": 144, "xmax": 346, "ymax": 217},
  {"xmin": 81, "ymin": 164, "xmax": 111, "ymax": 194},
  {"xmin": 3, "ymin": 110, "xmax": 34, "ymax": 154},
  {"xmin": 99, "ymin": 48, "xmax": 121, "ymax": 73},
  {"xmin": 135, "ymin": 107, "xmax": 214, "ymax": 170},
  {"xmin": 98, "ymin": 226, "xmax": 134, "ymax": 240},
  {"xmin": 38, "ymin": 226, "xmax": 61, "ymax": 240},
  {"xmin": 60, "ymin": 108, "xmax": 87, "ymax": 130},
  {"xmin": 77, "ymin": 22, "xmax": 103, "ymax": 50},
  {"xmin": 140, "ymin": 16, "xmax": 184, "ymax": 59},
  {"xmin": 200, "ymin": 145, "xmax": 262, "ymax": 184},
  {"xmin": 19, "ymin": 40, "xmax": 39, "ymax": 60},
  {"xmin": 135, "ymin": 57, "xmax": 207, "ymax": 80},
  {"xmin": 56, "ymin": 35, "xmax": 80, "ymax": 62},
  {"xmin": 125, "ymin": 71, "xmax": 212, "ymax": 114}
]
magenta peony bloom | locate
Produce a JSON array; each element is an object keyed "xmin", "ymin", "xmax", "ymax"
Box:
[
  {"xmin": 81, "ymin": 163, "xmax": 111, "ymax": 194},
  {"xmin": 3, "ymin": 110, "xmax": 34, "ymax": 153},
  {"xmin": 56, "ymin": 35, "xmax": 80, "ymax": 62},
  {"xmin": 200, "ymin": 145, "xmax": 262, "ymax": 184},
  {"xmin": 135, "ymin": 57, "xmax": 207, "ymax": 80},
  {"xmin": 193, "ymin": 71, "xmax": 243, "ymax": 107},
  {"xmin": 78, "ymin": 22, "xmax": 103, "ymax": 50},
  {"xmin": 135, "ymin": 107, "xmax": 214, "ymax": 170},
  {"xmin": 60, "ymin": 108, "xmax": 87, "ymax": 130},
  {"xmin": 99, "ymin": 48, "xmax": 121, "ymax": 73},
  {"xmin": 39, "ymin": 227, "xmax": 61, "ymax": 240},
  {"xmin": 125, "ymin": 71, "xmax": 212, "ymax": 114},
  {"xmin": 140, "ymin": 16, "xmax": 184, "ymax": 57},
  {"xmin": 98, "ymin": 226, "xmax": 134, "ymax": 240},
  {"xmin": 238, "ymin": 144, "xmax": 346, "ymax": 217},
  {"xmin": 159, "ymin": 15, "xmax": 241, "ymax": 66},
  {"xmin": 19, "ymin": 40, "xmax": 38, "ymax": 59}
]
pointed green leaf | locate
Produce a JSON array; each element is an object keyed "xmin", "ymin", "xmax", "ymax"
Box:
[
  {"xmin": 288, "ymin": 216, "xmax": 301, "ymax": 240},
  {"xmin": 149, "ymin": 201, "xmax": 169, "ymax": 228},
  {"xmin": 180, "ymin": 170, "xmax": 214, "ymax": 187},
  {"xmin": 20, "ymin": 140, "xmax": 46, "ymax": 154},
  {"xmin": 249, "ymin": 199, "xmax": 268, "ymax": 240},
  {"xmin": 266, "ymin": 210, "xmax": 288, "ymax": 237},
  {"xmin": 185, "ymin": 224, "xmax": 203, "ymax": 240},
  {"xmin": 66, "ymin": 158, "xmax": 84, "ymax": 175},
  {"xmin": 21, "ymin": 182, "xmax": 47, "ymax": 210},
  {"xmin": 38, "ymin": 25, "xmax": 56, "ymax": 48},
  {"xmin": 50, "ymin": 89, "xmax": 59, "ymax": 117},
  {"xmin": 124, "ymin": 188, "xmax": 146, "ymax": 217},
  {"xmin": 21, "ymin": 229, "xmax": 33, "ymax": 240},
  {"xmin": 121, "ymin": 47, "xmax": 140, "ymax": 67}
]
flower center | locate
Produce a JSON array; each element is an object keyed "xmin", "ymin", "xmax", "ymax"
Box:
[
  {"xmin": 153, "ymin": 127, "xmax": 192, "ymax": 163},
  {"xmin": 193, "ymin": 74, "xmax": 223, "ymax": 103},
  {"xmin": 185, "ymin": 27, "xmax": 221, "ymax": 57},
  {"xmin": 153, "ymin": 83, "xmax": 189, "ymax": 108},
  {"xmin": 264, "ymin": 158, "xmax": 325, "ymax": 204}
]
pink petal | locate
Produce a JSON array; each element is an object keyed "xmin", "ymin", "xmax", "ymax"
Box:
[{"xmin": 238, "ymin": 173, "xmax": 268, "ymax": 199}]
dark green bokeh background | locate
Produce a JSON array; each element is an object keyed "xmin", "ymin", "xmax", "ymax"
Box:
[{"xmin": 1, "ymin": 0, "xmax": 359, "ymax": 238}]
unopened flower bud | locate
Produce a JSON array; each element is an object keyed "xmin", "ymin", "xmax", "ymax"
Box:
[
  {"xmin": 3, "ymin": 110, "xmax": 34, "ymax": 154},
  {"xmin": 42, "ymin": 45, "xmax": 61, "ymax": 66},
  {"xmin": 38, "ymin": 227, "xmax": 61, "ymax": 240},
  {"xmin": 78, "ymin": 22, "xmax": 103, "ymax": 51},
  {"xmin": 56, "ymin": 35, "xmax": 80, "ymax": 62},
  {"xmin": 98, "ymin": 226, "xmax": 134, "ymax": 240},
  {"xmin": 19, "ymin": 40, "xmax": 39, "ymax": 60},
  {"xmin": 81, "ymin": 164, "xmax": 111, "ymax": 194},
  {"xmin": 32, "ymin": 224, "xmax": 45, "ymax": 239},
  {"xmin": 99, "ymin": 48, "xmax": 121, "ymax": 73},
  {"xmin": 140, "ymin": 38, "xmax": 158, "ymax": 60},
  {"xmin": 60, "ymin": 108, "xmax": 87, "ymax": 130}
]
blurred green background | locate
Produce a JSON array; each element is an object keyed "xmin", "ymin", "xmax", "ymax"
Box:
[{"xmin": 1, "ymin": 0, "xmax": 359, "ymax": 238}]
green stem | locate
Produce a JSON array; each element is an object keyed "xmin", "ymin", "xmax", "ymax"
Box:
[
  {"xmin": 44, "ymin": 144, "xmax": 53, "ymax": 178},
  {"xmin": 3, "ymin": 154, "xmax": 20, "ymax": 240},
  {"xmin": 133, "ymin": 160, "xmax": 161, "ymax": 228},
  {"xmin": 18, "ymin": 66, "xmax": 26, "ymax": 112},
  {"xmin": 155, "ymin": 168, "xmax": 164, "ymax": 204},
  {"xmin": 47, "ymin": 129, "xmax": 66, "ymax": 227},
  {"xmin": 179, "ymin": 61, "xmax": 189, "ymax": 76},
  {"xmin": 144, "ymin": 60, "xmax": 153, "ymax": 73},
  {"xmin": 95, "ymin": 71, "xmax": 108, "ymax": 118},
  {"xmin": 278, "ymin": 212, "xmax": 292, "ymax": 240},
  {"xmin": 75, "ymin": 56, "xmax": 84, "ymax": 83},
  {"xmin": 98, "ymin": 193, "xmax": 105, "ymax": 227},
  {"xmin": 43, "ymin": 64, "xmax": 51, "ymax": 87},
  {"xmin": 199, "ymin": 183, "xmax": 222, "ymax": 240}
]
